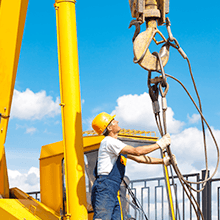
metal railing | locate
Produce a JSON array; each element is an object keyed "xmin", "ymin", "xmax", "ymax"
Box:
[
  {"xmin": 128, "ymin": 170, "xmax": 220, "ymax": 220},
  {"xmin": 26, "ymin": 170, "xmax": 220, "ymax": 220},
  {"xmin": 26, "ymin": 191, "xmax": 40, "ymax": 201}
]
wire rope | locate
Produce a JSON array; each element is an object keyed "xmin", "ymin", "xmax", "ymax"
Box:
[{"xmin": 146, "ymin": 22, "xmax": 220, "ymax": 220}]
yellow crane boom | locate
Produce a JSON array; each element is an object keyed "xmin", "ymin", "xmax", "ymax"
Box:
[{"xmin": 0, "ymin": 0, "xmax": 29, "ymax": 198}]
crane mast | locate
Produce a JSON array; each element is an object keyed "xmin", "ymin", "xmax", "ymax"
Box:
[{"xmin": 54, "ymin": 0, "xmax": 88, "ymax": 219}]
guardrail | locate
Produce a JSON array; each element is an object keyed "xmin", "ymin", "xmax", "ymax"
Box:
[
  {"xmin": 26, "ymin": 170, "xmax": 220, "ymax": 220},
  {"xmin": 129, "ymin": 170, "xmax": 220, "ymax": 220}
]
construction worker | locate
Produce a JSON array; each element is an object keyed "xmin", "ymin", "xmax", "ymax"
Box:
[{"xmin": 91, "ymin": 112, "xmax": 172, "ymax": 220}]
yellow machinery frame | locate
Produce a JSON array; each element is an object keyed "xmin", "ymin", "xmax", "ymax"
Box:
[
  {"xmin": 0, "ymin": 0, "xmax": 29, "ymax": 198},
  {"xmin": 39, "ymin": 131, "xmax": 158, "ymax": 220}
]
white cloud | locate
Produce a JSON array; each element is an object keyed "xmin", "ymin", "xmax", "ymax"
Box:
[
  {"xmin": 11, "ymin": 89, "xmax": 60, "ymax": 120},
  {"xmin": 25, "ymin": 127, "xmax": 37, "ymax": 135},
  {"xmin": 82, "ymin": 116, "xmax": 94, "ymax": 131},
  {"xmin": 125, "ymin": 126, "xmax": 220, "ymax": 182},
  {"xmin": 171, "ymin": 127, "xmax": 220, "ymax": 172},
  {"xmin": 187, "ymin": 113, "xmax": 200, "ymax": 124},
  {"xmin": 8, "ymin": 167, "xmax": 40, "ymax": 192},
  {"xmin": 111, "ymin": 92, "xmax": 184, "ymax": 134},
  {"xmin": 104, "ymin": 92, "xmax": 220, "ymax": 179},
  {"xmin": 85, "ymin": 92, "xmax": 220, "ymax": 181},
  {"xmin": 126, "ymin": 158, "xmax": 163, "ymax": 180}
]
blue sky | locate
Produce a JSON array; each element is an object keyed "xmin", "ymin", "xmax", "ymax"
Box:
[{"xmin": 5, "ymin": 0, "xmax": 220, "ymax": 192}]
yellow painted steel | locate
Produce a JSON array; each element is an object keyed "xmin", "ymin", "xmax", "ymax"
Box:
[
  {"xmin": 40, "ymin": 142, "xmax": 64, "ymax": 214},
  {"xmin": 54, "ymin": 0, "xmax": 88, "ymax": 219},
  {"xmin": 88, "ymin": 212, "xmax": 93, "ymax": 220},
  {"xmin": 39, "ymin": 136, "xmax": 103, "ymax": 215},
  {"xmin": 119, "ymin": 129, "xmax": 158, "ymax": 142},
  {"xmin": 0, "ymin": 0, "xmax": 29, "ymax": 198},
  {"xmin": 0, "ymin": 199, "xmax": 39, "ymax": 220},
  {"xmin": 0, "ymin": 148, "xmax": 9, "ymax": 198},
  {"xmin": 0, "ymin": 188, "xmax": 61, "ymax": 220},
  {"xmin": 40, "ymin": 151, "xmax": 64, "ymax": 214},
  {"xmin": 117, "ymin": 191, "xmax": 123, "ymax": 220},
  {"xmin": 10, "ymin": 187, "xmax": 60, "ymax": 220},
  {"xmin": 39, "ymin": 132, "xmax": 157, "ymax": 219},
  {"xmin": 162, "ymin": 153, "xmax": 176, "ymax": 220},
  {"xmin": 83, "ymin": 136, "xmax": 104, "ymax": 152},
  {"xmin": 40, "ymin": 140, "xmax": 63, "ymax": 159}
]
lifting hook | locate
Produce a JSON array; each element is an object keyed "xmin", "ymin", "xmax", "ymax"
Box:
[
  {"xmin": 132, "ymin": 19, "xmax": 170, "ymax": 71},
  {"xmin": 128, "ymin": 0, "xmax": 171, "ymax": 71}
]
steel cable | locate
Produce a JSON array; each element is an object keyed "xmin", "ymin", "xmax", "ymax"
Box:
[
  {"xmin": 148, "ymin": 68, "xmax": 219, "ymax": 218},
  {"xmin": 147, "ymin": 72, "xmax": 205, "ymax": 219},
  {"xmin": 132, "ymin": 16, "xmax": 218, "ymax": 219},
  {"xmin": 165, "ymin": 72, "xmax": 220, "ymax": 187},
  {"xmin": 185, "ymin": 56, "xmax": 209, "ymax": 188},
  {"xmin": 156, "ymin": 19, "xmax": 219, "ymax": 190},
  {"xmin": 146, "ymin": 49, "xmax": 215, "ymax": 219},
  {"xmin": 167, "ymin": 35, "xmax": 209, "ymax": 190},
  {"xmin": 123, "ymin": 179, "xmax": 149, "ymax": 220}
]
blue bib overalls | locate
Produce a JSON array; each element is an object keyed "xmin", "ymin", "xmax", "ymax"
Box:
[{"xmin": 91, "ymin": 154, "xmax": 127, "ymax": 220}]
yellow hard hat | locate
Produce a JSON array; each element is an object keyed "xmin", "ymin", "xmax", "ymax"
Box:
[{"xmin": 92, "ymin": 112, "xmax": 116, "ymax": 135}]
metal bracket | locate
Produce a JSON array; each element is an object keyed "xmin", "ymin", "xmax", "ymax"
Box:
[
  {"xmin": 129, "ymin": 0, "xmax": 169, "ymax": 25},
  {"xmin": 0, "ymin": 113, "xmax": 10, "ymax": 124}
]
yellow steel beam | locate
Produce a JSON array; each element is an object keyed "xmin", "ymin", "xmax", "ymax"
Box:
[
  {"xmin": 0, "ymin": 147, "xmax": 9, "ymax": 198},
  {"xmin": 0, "ymin": 0, "xmax": 29, "ymax": 197},
  {"xmin": 10, "ymin": 187, "xmax": 60, "ymax": 220},
  {"xmin": 39, "ymin": 129, "xmax": 156, "ymax": 159},
  {"xmin": 162, "ymin": 152, "xmax": 176, "ymax": 220},
  {"xmin": 0, "ymin": 199, "xmax": 39, "ymax": 220},
  {"xmin": 54, "ymin": 0, "xmax": 88, "ymax": 219}
]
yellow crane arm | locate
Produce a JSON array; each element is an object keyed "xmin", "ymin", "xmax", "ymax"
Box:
[{"xmin": 0, "ymin": 0, "xmax": 29, "ymax": 197}]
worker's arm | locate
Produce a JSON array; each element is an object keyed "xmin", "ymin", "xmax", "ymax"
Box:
[
  {"xmin": 120, "ymin": 133, "xmax": 171, "ymax": 156},
  {"xmin": 127, "ymin": 154, "xmax": 176, "ymax": 166},
  {"xmin": 127, "ymin": 154, "xmax": 163, "ymax": 164},
  {"xmin": 120, "ymin": 143, "xmax": 160, "ymax": 156}
]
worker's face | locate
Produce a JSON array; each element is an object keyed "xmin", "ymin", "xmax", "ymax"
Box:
[{"xmin": 108, "ymin": 119, "xmax": 121, "ymax": 134}]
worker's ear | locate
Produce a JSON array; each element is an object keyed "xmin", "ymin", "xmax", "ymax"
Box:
[{"xmin": 107, "ymin": 124, "xmax": 113, "ymax": 132}]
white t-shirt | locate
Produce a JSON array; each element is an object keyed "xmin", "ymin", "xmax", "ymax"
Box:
[{"xmin": 97, "ymin": 136, "xmax": 127, "ymax": 175}]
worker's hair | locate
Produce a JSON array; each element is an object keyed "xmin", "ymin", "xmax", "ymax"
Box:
[
  {"xmin": 103, "ymin": 120, "xmax": 114, "ymax": 136},
  {"xmin": 103, "ymin": 129, "xmax": 109, "ymax": 136}
]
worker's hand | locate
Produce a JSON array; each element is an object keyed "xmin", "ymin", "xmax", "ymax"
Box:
[
  {"xmin": 163, "ymin": 154, "xmax": 177, "ymax": 166},
  {"xmin": 157, "ymin": 133, "xmax": 171, "ymax": 152},
  {"xmin": 163, "ymin": 155, "xmax": 171, "ymax": 166}
]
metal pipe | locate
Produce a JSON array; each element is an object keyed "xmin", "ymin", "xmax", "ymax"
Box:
[{"xmin": 54, "ymin": 1, "xmax": 88, "ymax": 219}]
